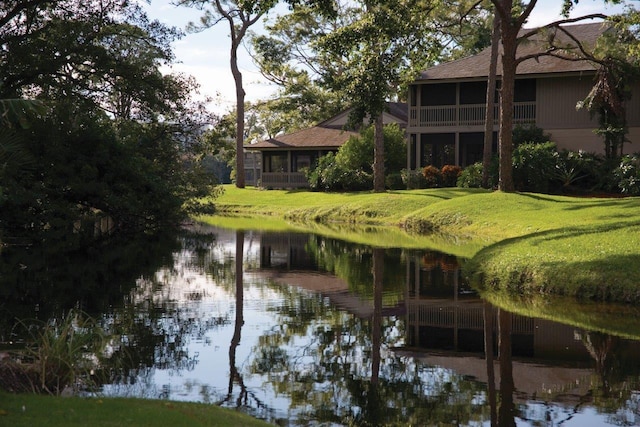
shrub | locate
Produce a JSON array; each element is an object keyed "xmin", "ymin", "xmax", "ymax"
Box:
[
  {"xmin": 385, "ymin": 172, "xmax": 405, "ymax": 190},
  {"xmin": 401, "ymin": 169, "xmax": 427, "ymax": 189},
  {"xmin": 457, "ymin": 163, "xmax": 483, "ymax": 188},
  {"xmin": 513, "ymin": 124, "xmax": 552, "ymax": 145},
  {"xmin": 593, "ymin": 156, "xmax": 622, "ymax": 194},
  {"xmin": 11, "ymin": 310, "xmax": 108, "ymax": 395},
  {"xmin": 306, "ymin": 153, "xmax": 373, "ymax": 192},
  {"xmin": 346, "ymin": 170, "xmax": 374, "ymax": 191},
  {"xmin": 553, "ymin": 150, "xmax": 600, "ymax": 192},
  {"xmin": 512, "ymin": 142, "xmax": 558, "ymax": 193},
  {"xmin": 422, "ymin": 165, "xmax": 441, "ymax": 188},
  {"xmin": 614, "ymin": 154, "xmax": 640, "ymax": 195},
  {"xmin": 336, "ymin": 123, "xmax": 407, "ymax": 174},
  {"xmin": 441, "ymin": 165, "xmax": 462, "ymax": 187}
]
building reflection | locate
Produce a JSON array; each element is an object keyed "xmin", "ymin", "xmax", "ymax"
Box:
[
  {"xmin": 250, "ymin": 230, "xmax": 640, "ymax": 420},
  {"xmin": 258, "ymin": 233, "xmax": 319, "ymax": 271},
  {"xmin": 402, "ymin": 249, "xmax": 640, "ymax": 413},
  {"xmin": 252, "ymin": 232, "xmax": 404, "ymax": 318},
  {"xmin": 405, "ymin": 251, "xmax": 594, "ymax": 359}
]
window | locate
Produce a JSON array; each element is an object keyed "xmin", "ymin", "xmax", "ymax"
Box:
[
  {"xmin": 459, "ymin": 81, "xmax": 487, "ymax": 105},
  {"xmin": 458, "ymin": 132, "xmax": 497, "ymax": 167},
  {"xmin": 292, "ymin": 153, "xmax": 312, "ymax": 172},
  {"xmin": 515, "ymin": 79, "xmax": 536, "ymax": 102},
  {"xmin": 409, "ymin": 134, "xmax": 417, "ymax": 170},
  {"xmin": 421, "ymin": 83, "xmax": 456, "ymax": 106},
  {"xmin": 264, "ymin": 152, "xmax": 288, "ymax": 172},
  {"xmin": 420, "ymin": 133, "xmax": 455, "ymax": 168}
]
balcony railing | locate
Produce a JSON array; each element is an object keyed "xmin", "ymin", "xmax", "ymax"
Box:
[
  {"xmin": 261, "ymin": 172, "xmax": 309, "ymax": 188},
  {"xmin": 408, "ymin": 102, "xmax": 536, "ymax": 128}
]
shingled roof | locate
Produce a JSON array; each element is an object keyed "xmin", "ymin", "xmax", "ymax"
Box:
[
  {"xmin": 246, "ymin": 125, "xmax": 359, "ymax": 150},
  {"xmin": 417, "ymin": 22, "xmax": 610, "ymax": 81},
  {"xmin": 247, "ymin": 102, "xmax": 407, "ymax": 150}
]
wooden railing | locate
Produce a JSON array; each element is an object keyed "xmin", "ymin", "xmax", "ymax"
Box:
[
  {"xmin": 261, "ymin": 172, "xmax": 309, "ymax": 188},
  {"xmin": 406, "ymin": 301, "xmax": 534, "ymax": 334},
  {"xmin": 408, "ymin": 102, "xmax": 536, "ymax": 128}
]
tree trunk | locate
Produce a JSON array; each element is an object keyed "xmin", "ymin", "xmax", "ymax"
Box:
[
  {"xmin": 482, "ymin": 12, "xmax": 500, "ymax": 189},
  {"xmin": 497, "ymin": 309, "xmax": 516, "ymax": 427},
  {"xmin": 373, "ymin": 114, "xmax": 385, "ymax": 192},
  {"xmin": 371, "ymin": 248, "xmax": 383, "ymax": 384},
  {"xmin": 497, "ymin": 16, "xmax": 517, "ymax": 192},
  {"xmin": 231, "ymin": 42, "xmax": 246, "ymax": 188}
]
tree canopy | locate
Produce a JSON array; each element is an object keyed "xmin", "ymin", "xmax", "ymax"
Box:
[{"xmin": 0, "ymin": 0, "xmax": 219, "ymax": 243}]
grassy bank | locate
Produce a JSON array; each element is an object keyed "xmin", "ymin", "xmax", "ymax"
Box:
[
  {"xmin": 0, "ymin": 392, "xmax": 271, "ymax": 427},
  {"xmin": 207, "ymin": 186, "xmax": 640, "ymax": 303}
]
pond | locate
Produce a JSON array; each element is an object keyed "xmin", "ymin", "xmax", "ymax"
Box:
[{"xmin": 2, "ymin": 224, "xmax": 640, "ymax": 426}]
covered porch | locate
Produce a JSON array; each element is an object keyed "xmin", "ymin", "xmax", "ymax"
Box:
[
  {"xmin": 249, "ymin": 149, "xmax": 336, "ymax": 189},
  {"xmin": 246, "ymin": 124, "xmax": 359, "ymax": 189}
]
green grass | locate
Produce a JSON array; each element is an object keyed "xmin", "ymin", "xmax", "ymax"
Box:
[
  {"xmin": 0, "ymin": 392, "xmax": 271, "ymax": 427},
  {"xmin": 212, "ymin": 185, "xmax": 486, "ymax": 226},
  {"xmin": 209, "ymin": 186, "xmax": 640, "ymax": 303}
]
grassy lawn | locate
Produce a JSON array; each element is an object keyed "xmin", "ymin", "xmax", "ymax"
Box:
[
  {"xmin": 0, "ymin": 392, "xmax": 271, "ymax": 427},
  {"xmin": 208, "ymin": 185, "xmax": 640, "ymax": 303}
]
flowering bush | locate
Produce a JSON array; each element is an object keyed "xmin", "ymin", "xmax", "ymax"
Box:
[
  {"xmin": 614, "ymin": 154, "xmax": 640, "ymax": 195},
  {"xmin": 441, "ymin": 165, "xmax": 462, "ymax": 187},
  {"xmin": 421, "ymin": 165, "xmax": 441, "ymax": 188}
]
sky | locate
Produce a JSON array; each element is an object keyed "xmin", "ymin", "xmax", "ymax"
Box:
[{"xmin": 138, "ymin": 0, "xmax": 633, "ymax": 115}]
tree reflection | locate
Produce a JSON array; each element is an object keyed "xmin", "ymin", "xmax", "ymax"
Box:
[
  {"xmin": 14, "ymin": 225, "xmax": 640, "ymax": 425},
  {"xmin": 497, "ymin": 309, "xmax": 516, "ymax": 427},
  {"xmin": 222, "ymin": 230, "xmax": 246, "ymax": 405},
  {"xmin": 0, "ymin": 230, "xmax": 179, "ymax": 336},
  {"xmin": 484, "ymin": 300, "xmax": 497, "ymax": 427},
  {"xmin": 247, "ymin": 244, "xmax": 487, "ymax": 426}
]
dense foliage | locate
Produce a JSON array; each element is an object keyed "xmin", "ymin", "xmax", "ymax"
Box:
[
  {"xmin": 457, "ymin": 142, "xmax": 640, "ymax": 195},
  {"xmin": 306, "ymin": 124, "xmax": 406, "ymax": 191},
  {"xmin": 0, "ymin": 0, "xmax": 220, "ymax": 243}
]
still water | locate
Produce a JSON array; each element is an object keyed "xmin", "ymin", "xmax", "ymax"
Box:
[{"xmin": 3, "ymin": 224, "xmax": 640, "ymax": 426}]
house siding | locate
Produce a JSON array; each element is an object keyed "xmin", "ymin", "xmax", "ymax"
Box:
[
  {"xmin": 537, "ymin": 78, "xmax": 640, "ymax": 153},
  {"xmin": 536, "ymin": 75, "xmax": 597, "ymax": 130}
]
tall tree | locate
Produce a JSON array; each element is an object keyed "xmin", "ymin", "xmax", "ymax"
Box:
[
  {"xmin": 177, "ymin": 0, "xmax": 279, "ymax": 188},
  {"xmin": 319, "ymin": 0, "xmax": 441, "ymax": 192},
  {"xmin": 482, "ymin": 10, "xmax": 500, "ymax": 189},
  {"xmin": 488, "ymin": 0, "xmax": 618, "ymax": 191},
  {"xmin": 249, "ymin": 4, "xmax": 354, "ymax": 133}
]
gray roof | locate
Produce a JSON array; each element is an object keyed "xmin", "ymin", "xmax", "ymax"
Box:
[{"xmin": 417, "ymin": 22, "xmax": 610, "ymax": 82}]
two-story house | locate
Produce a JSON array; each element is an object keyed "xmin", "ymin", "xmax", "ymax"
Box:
[{"xmin": 407, "ymin": 22, "xmax": 640, "ymax": 171}]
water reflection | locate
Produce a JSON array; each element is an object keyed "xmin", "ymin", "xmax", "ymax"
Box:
[{"xmin": 2, "ymin": 225, "xmax": 640, "ymax": 425}]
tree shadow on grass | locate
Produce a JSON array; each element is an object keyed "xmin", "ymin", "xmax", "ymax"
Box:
[
  {"xmin": 518, "ymin": 192, "xmax": 640, "ymax": 211},
  {"xmin": 468, "ymin": 219, "xmax": 640, "ymax": 303}
]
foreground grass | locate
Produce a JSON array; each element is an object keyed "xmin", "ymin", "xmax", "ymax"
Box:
[
  {"xmin": 209, "ymin": 185, "xmax": 640, "ymax": 303},
  {"xmin": 0, "ymin": 392, "xmax": 271, "ymax": 427}
]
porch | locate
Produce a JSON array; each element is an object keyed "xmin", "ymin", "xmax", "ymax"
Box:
[
  {"xmin": 260, "ymin": 171, "xmax": 309, "ymax": 188},
  {"xmin": 408, "ymin": 101, "xmax": 536, "ymax": 128}
]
